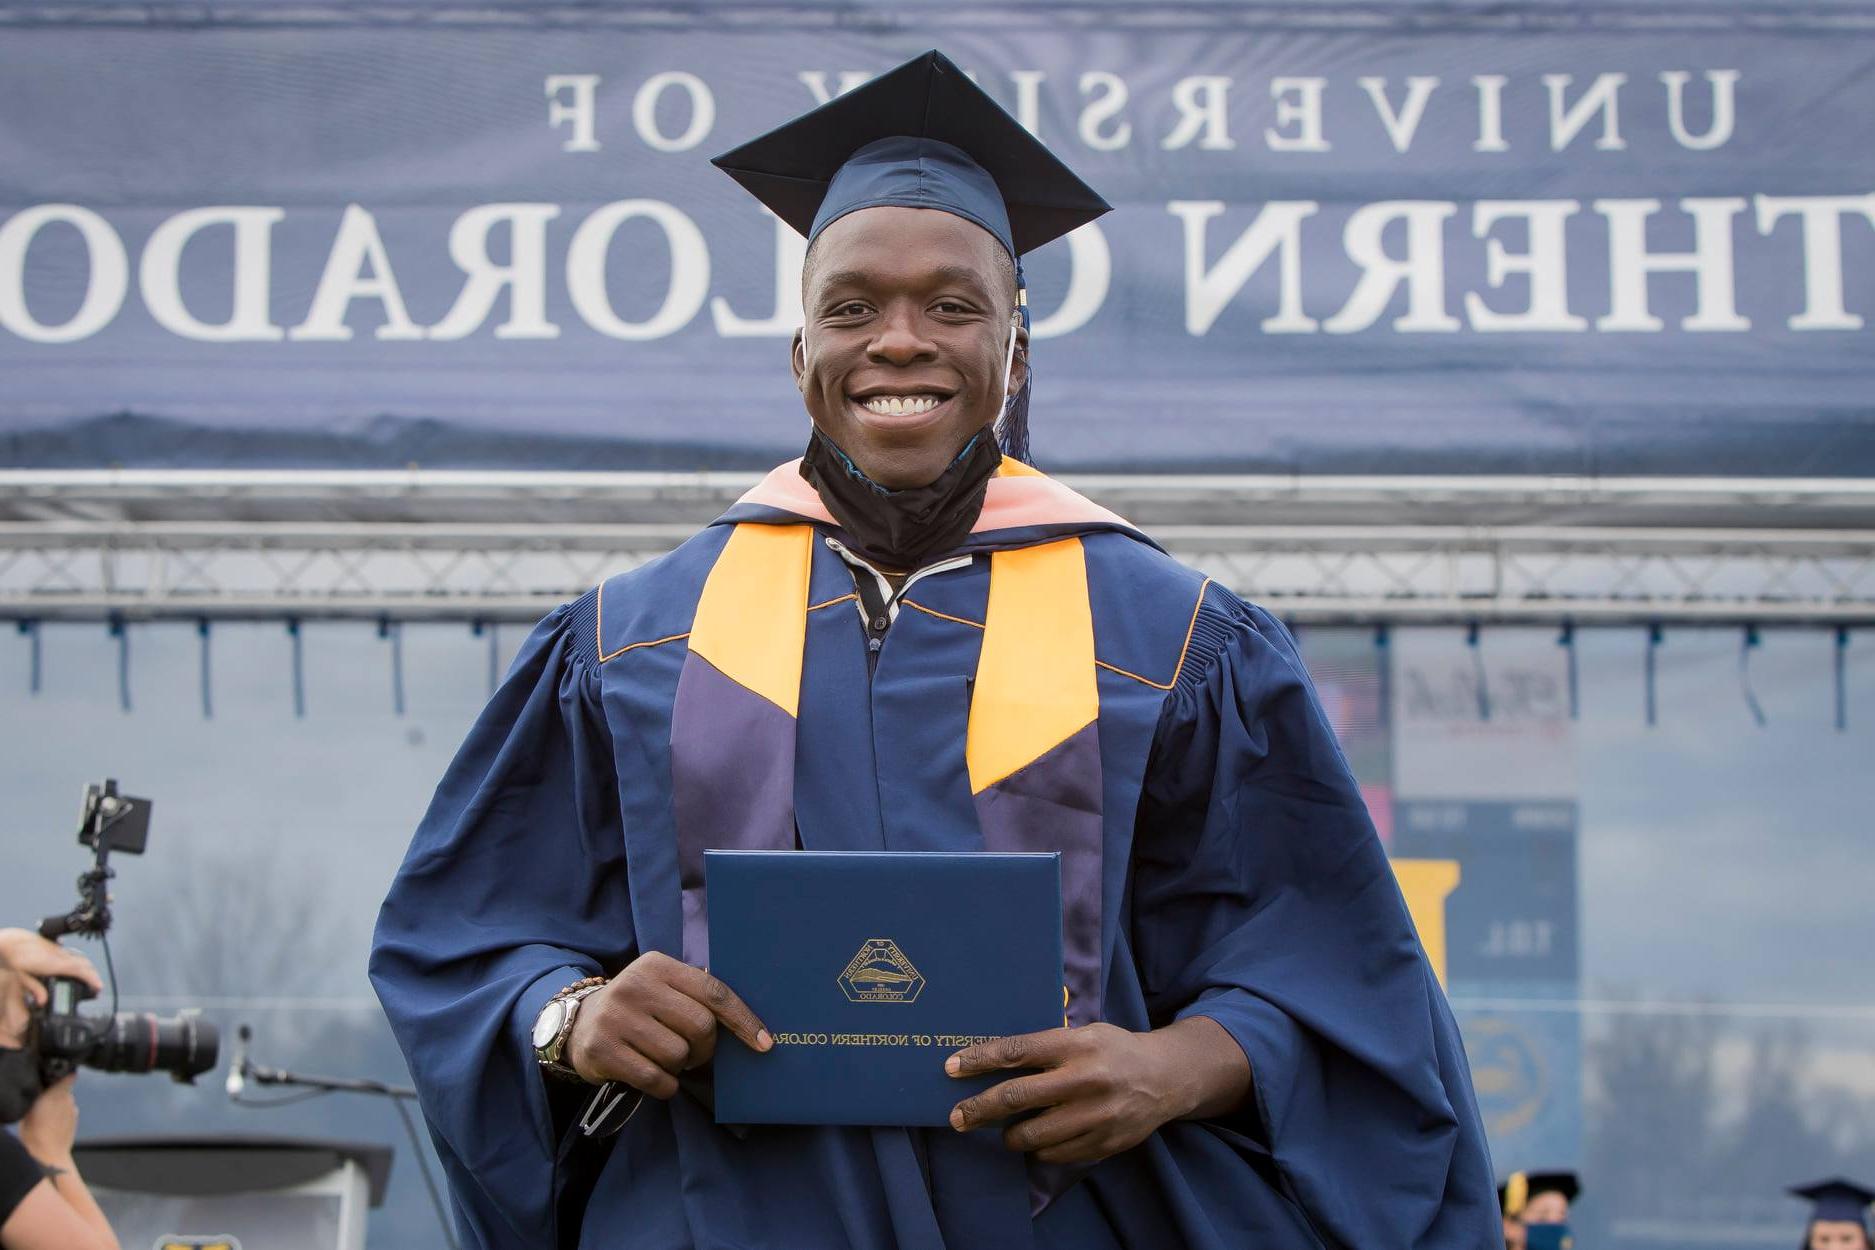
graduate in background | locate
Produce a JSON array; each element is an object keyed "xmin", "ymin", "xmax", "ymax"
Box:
[
  {"xmin": 371, "ymin": 50, "xmax": 1499, "ymax": 1250},
  {"xmin": 1791, "ymin": 1179, "xmax": 1873, "ymax": 1250},
  {"xmin": 1499, "ymin": 1170, "xmax": 1579, "ymax": 1250}
]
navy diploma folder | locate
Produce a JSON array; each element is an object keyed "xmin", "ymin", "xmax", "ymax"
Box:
[{"xmin": 707, "ymin": 850, "xmax": 1064, "ymax": 1126}]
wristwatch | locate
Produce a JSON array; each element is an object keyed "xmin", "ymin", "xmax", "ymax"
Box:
[{"xmin": 532, "ymin": 978, "xmax": 606, "ymax": 1080}]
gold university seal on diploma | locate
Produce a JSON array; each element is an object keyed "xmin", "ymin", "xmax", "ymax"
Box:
[{"xmin": 838, "ymin": 939, "xmax": 926, "ymax": 1003}]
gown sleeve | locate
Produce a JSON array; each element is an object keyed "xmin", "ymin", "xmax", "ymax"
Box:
[
  {"xmin": 1131, "ymin": 591, "xmax": 1499, "ymax": 1249},
  {"xmin": 369, "ymin": 592, "xmax": 634, "ymax": 1250}
]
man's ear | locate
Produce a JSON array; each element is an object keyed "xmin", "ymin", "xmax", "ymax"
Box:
[{"xmin": 789, "ymin": 328, "xmax": 807, "ymax": 392}]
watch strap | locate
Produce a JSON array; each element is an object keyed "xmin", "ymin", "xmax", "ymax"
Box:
[{"xmin": 535, "ymin": 976, "xmax": 607, "ymax": 1075}]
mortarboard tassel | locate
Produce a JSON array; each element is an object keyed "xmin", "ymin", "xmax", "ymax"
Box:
[
  {"xmin": 1467, "ymin": 621, "xmax": 1491, "ymax": 721},
  {"xmin": 996, "ymin": 264, "xmax": 1034, "ymax": 464},
  {"xmin": 197, "ymin": 618, "xmax": 213, "ymax": 719},
  {"xmin": 381, "ymin": 618, "xmax": 406, "ymax": 717},
  {"xmin": 18, "ymin": 620, "xmax": 41, "ymax": 695},
  {"xmin": 1559, "ymin": 621, "xmax": 1579, "ymax": 720},
  {"xmin": 1645, "ymin": 623, "xmax": 1663, "ymax": 727},
  {"xmin": 1836, "ymin": 627, "xmax": 1850, "ymax": 732},
  {"xmin": 1738, "ymin": 624, "xmax": 1767, "ymax": 727},
  {"xmin": 287, "ymin": 617, "xmax": 305, "ymax": 719},
  {"xmin": 108, "ymin": 614, "xmax": 130, "ymax": 713}
]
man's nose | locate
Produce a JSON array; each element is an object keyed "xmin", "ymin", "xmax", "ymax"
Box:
[{"xmin": 866, "ymin": 309, "xmax": 937, "ymax": 366}]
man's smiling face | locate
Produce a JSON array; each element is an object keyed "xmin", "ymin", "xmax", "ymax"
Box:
[{"xmin": 792, "ymin": 206, "xmax": 1027, "ymax": 489}]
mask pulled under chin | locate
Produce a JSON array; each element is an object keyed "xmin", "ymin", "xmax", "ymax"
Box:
[
  {"xmin": 0, "ymin": 1046, "xmax": 45, "ymax": 1124},
  {"xmin": 798, "ymin": 428, "xmax": 1000, "ymax": 571}
]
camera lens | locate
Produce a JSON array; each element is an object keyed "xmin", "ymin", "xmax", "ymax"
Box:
[{"xmin": 88, "ymin": 1013, "xmax": 220, "ymax": 1084}]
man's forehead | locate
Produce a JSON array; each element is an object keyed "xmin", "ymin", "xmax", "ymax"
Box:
[
  {"xmin": 806, "ymin": 206, "xmax": 1007, "ymax": 292},
  {"xmin": 815, "ymin": 260, "xmax": 998, "ymax": 294}
]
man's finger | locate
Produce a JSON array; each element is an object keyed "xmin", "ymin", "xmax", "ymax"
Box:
[
  {"xmin": 1032, "ymin": 1127, "xmax": 1114, "ymax": 1166},
  {"xmin": 616, "ymin": 1016, "xmax": 693, "ymax": 1074},
  {"xmin": 17, "ymin": 974, "xmax": 45, "ymax": 1007},
  {"xmin": 948, "ymin": 1071, "xmax": 1073, "ymax": 1132},
  {"xmin": 593, "ymin": 1042, "xmax": 680, "ymax": 1100},
  {"xmin": 1000, "ymin": 1101, "xmax": 1107, "ymax": 1154},
  {"xmin": 669, "ymin": 964, "xmax": 771, "ymax": 1053},
  {"xmin": 647, "ymin": 985, "xmax": 716, "ymax": 1044},
  {"xmin": 945, "ymin": 1028, "xmax": 1073, "ymax": 1078}
]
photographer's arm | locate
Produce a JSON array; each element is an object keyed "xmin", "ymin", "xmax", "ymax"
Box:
[{"xmin": 0, "ymin": 1079, "xmax": 118, "ymax": 1250}]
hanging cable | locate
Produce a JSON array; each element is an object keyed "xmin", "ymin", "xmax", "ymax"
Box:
[
  {"xmin": 287, "ymin": 618, "xmax": 305, "ymax": 718},
  {"xmin": 197, "ymin": 619, "xmax": 213, "ymax": 720},
  {"xmin": 1558, "ymin": 621, "xmax": 1579, "ymax": 720},
  {"xmin": 108, "ymin": 615, "xmax": 130, "ymax": 713},
  {"xmin": 18, "ymin": 620, "xmax": 41, "ymax": 695},
  {"xmin": 1738, "ymin": 624, "xmax": 1767, "ymax": 727},
  {"xmin": 473, "ymin": 619, "xmax": 499, "ymax": 697},
  {"xmin": 1466, "ymin": 621, "xmax": 1490, "ymax": 721},
  {"xmin": 1374, "ymin": 624, "xmax": 1390, "ymax": 729},
  {"xmin": 1836, "ymin": 627, "xmax": 1851, "ymax": 733},
  {"xmin": 1645, "ymin": 623, "xmax": 1663, "ymax": 727},
  {"xmin": 380, "ymin": 617, "xmax": 406, "ymax": 717}
]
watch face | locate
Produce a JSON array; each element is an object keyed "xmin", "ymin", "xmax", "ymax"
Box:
[{"xmin": 532, "ymin": 999, "xmax": 567, "ymax": 1051}]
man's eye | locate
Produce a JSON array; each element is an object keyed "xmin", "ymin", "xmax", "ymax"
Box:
[
  {"xmin": 832, "ymin": 302, "xmax": 870, "ymax": 317},
  {"xmin": 934, "ymin": 301, "xmax": 972, "ymax": 315}
]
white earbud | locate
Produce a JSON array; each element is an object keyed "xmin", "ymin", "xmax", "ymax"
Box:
[{"xmin": 992, "ymin": 311, "xmax": 1023, "ymax": 437}]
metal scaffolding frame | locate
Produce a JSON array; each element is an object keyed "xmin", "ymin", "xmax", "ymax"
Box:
[{"xmin": 3, "ymin": 470, "xmax": 1873, "ymax": 625}]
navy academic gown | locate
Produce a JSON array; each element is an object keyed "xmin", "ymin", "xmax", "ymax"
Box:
[{"xmin": 370, "ymin": 482, "xmax": 1498, "ymax": 1250}]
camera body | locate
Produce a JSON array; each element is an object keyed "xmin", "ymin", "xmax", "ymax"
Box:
[{"xmin": 26, "ymin": 780, "xmax": 219, "ymax": 1086}]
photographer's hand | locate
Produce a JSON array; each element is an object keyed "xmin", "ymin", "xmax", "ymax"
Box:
[{"xmin": 0, "ymin": 930, "xmax": 101, "ymax": 1007}]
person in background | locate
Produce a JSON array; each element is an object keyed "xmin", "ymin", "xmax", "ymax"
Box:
[
  {"xmin": 0, "ymin": 931, "xmax": 117, "ymax": 1250},
  {"xmin": 1501, "ymin": 1170, "xmax": 1580, "ymax": 1250},
  {"xmin": 1791, "ymin": 1178, "xmax": 1874, "ymax": 1250}
]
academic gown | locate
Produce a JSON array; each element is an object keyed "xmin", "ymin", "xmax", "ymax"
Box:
[{"xmin": 370, "ymin": 475, "xmax": 1498, "ymax": 1250}]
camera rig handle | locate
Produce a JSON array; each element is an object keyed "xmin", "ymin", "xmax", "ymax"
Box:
[
  {"xmin": 38, "ymin": 779, "xmax": 147, "ymax": 941},
  {"xmin": 38, "ymin": 831, "xmax": 114, "ymax": 941}
]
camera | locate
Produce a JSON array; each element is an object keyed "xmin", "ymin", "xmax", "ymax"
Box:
[
  {"xmin": 29, "ymin": 779, "xmax": 219, "ymax": 1085},
  {"xmin": 33, "ymin": 975, "xmax": 215, "ymax": 1084}
]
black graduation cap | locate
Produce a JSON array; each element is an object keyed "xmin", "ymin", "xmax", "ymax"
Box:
[
  {"xmin": 1499, "ymin": 1170, "xmax": 1581, "ymax": 1218},
  {"xmin": 1790, "ymin": 1178, "xmax": 1875, "ymax": 1224},
  {"xmin": 710, "ymin": 49, "xmax": 1111, "ymax": 259}
]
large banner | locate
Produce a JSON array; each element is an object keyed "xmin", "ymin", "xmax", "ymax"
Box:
[{"xmin": 3, "ymin": 4, "xmax": 1872, "ymax": 473}]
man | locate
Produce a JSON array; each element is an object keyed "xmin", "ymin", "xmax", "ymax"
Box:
[
  {"xmin": 371, "ymin": 50, "xmax": 1497, "ymax": 1249},
  {"xmin": 0, "ymin": 932, "xmax": 119, "ymax": 1250}
]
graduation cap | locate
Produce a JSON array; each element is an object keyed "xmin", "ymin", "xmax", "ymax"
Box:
[
  {"xmin": 1790, "ymin": 1178, "xmax": 1874, "ymax": 1225},
  {"xmin": 711, "ymin": 49, "xmax": 1110, "ymax": 260},
  {"xmin": 711, "ymin": 50, "xmax": 1113, "ymax": 463},
  {"xmin": 1500, "ymin": 1170, "xmax": 1581, "ymax": 1219}
]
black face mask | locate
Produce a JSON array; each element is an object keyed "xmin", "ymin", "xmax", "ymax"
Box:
[
  {"xmin": 0, "ymin": 1045, "xmax": 44, "ymax": 1124},
  {"xmin": 799, "ymin": 427, "xmax": 999, "ymax": 571}
]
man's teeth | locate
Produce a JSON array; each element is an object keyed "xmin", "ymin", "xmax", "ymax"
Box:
[{"xmin": 859, "ymin": 395, "xmax": 942, "ymax": 417}]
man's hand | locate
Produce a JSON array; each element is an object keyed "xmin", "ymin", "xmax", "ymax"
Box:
[
  {"xmin": 945, "ymin": 1017, "xmax": 1251, "ymax": 1165},
  {"xmin": 0, "ymin": 929, "xmax": 102, "ymax": 1007},
  {"xmin": 565, "ymin": 951, "xmax": 772, "ymax": 1098}
]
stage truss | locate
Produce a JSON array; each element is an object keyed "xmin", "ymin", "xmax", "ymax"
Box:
[{"xmin": 3, "ymin": 470, "xmax": 1873, "ymax": 626}]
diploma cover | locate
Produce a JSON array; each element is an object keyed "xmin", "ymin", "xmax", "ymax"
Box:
[{"xmin": 707, "ymin": 850, "xmax": 1064, "ymax": 1126}]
